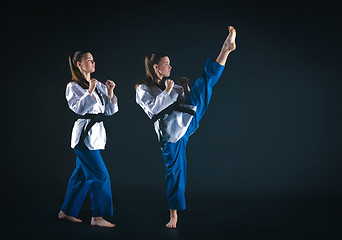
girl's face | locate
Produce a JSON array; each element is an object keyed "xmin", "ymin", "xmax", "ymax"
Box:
[
  {"xmin": 77, "ymin": 52, "xmax": 95, "ymax": 74},
  {"xmin": 154, "ymin": 56, "xmax": 172, "ymax": 79}
]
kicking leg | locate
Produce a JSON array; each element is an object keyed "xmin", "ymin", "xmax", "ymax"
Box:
[
  {"xmin": 185, "ymin": 26, "xmax": 237, "ymax": 136},
  {"xmin": 216, "ymin": 26, "xmax": 236, "ymax": 66}
]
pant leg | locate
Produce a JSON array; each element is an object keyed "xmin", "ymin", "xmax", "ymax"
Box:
[
  {"xmin": 61, "ymin": 156, "xmax": 89, "ymax": 217},
  {"xmin": 185, "ymin": 59, "xmax": 225, "ymax": 137},
  {"xmin": 162, "ymin": 135, "xmax": 188, "ymax": 210},
  {"xmin": 74, "ymin": 147, "xmax": 113, "ymax": 217}
]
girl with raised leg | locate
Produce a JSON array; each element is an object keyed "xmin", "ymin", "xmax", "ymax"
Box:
[{"xmin": 135, "ymin": 26, "xmax": 237, "ymax": 228}]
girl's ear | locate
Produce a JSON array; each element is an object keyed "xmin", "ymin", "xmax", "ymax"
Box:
[
  {"xmin": 77, "ymin": 62, "xmax": 83, "ymax": 71},
  {"xmin": 153, "ymin": 64, "xmax": 158, "ymax": 72},
  {"xmin": 153, "ymin": 64, "xmax": 160, "ymax": 74}
]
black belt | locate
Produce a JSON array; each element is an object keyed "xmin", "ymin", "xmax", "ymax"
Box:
[
  {"xmin": 151, "ymin": 102, "xmax": 195, "ymax": 122},
  {"xmin": 77, "ymin": 113, "xmax": 106, "ymax": 148}
]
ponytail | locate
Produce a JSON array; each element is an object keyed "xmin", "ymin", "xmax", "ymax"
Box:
[
  {"xmin": 135, "ymin": 52, "xmax": 168, "ymax": 90},
  {"xmin": 68, "ymin": 51, "xmax": 89, "ymax": 89}
]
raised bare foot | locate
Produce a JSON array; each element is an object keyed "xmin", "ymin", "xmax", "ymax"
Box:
[
  {"xmin": 165, "ymin": 209, "xmax": 177, "ymax": 228},
  {"xmin": 223, "ymin": 26, "xmax": 237, "ymax": 52},
  {"xmin": 91, "ymin": 217, "xmax": 115, "ymax": 228},
  {"xmin": 58, "ymin": 210, "xmax": 82, "ymax": 223}
]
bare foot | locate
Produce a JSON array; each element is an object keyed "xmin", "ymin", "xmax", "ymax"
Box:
[
  {"xmin": 91, "ymin": 217, "xmax": 115, "ymax": 228},
  {"xmin": 165, "ymin": 209, "xmax": 177, "ymax": 228},
  {"xmin": 223, "ymin": 26, "xmax": 237, "ymax": 52},
  {"xmin": 58, "ymin": 210, "xmax": 82, "ymax": 223},
  {"xmin": 216, "ymin": 26, "xmax": 237, "ymax": 65},
  {"xmin": 177, "ymin": 77, "xmax": 191, "ymax": 96}
]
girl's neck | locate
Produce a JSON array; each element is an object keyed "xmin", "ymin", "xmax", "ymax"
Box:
[
  {"xmin": 83, "ymin": 72, "xmax": 91, "ymax": 82},
  {"xmin": 155, "ymin": 75, "xmax": 163, "ymax": 84},
  {"xmin": 155, "ymin": 71, "xmax": 163, "ymax": 84}
]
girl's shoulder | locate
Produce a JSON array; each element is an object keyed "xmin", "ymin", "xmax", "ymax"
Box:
[
  {"xmin": 136, "ymin": 83, "xmax": 151, "ymax": 92},
  {"xmin": 66, "ymin": 81, "xmax": 89, "ymax": 92},
  {"xmin": 66, "ymin": 81, "xmax": 82, "ymax": 91},
  {"xmin": 66, "ymin": 81, "xmax": 77, "ymax": 87}
]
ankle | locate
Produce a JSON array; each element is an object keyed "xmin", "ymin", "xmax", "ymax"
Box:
[
  {"xmin": 170, "ymin": 211, "xmax": 178, "ymax": 218},
  {"xmin": 58, "ymin": 210, "xmax": 65, "ymax": 217}
]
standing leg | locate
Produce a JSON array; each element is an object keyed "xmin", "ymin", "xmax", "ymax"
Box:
[
  {"xmin": 73, "ymin": 147, "xmax": 115, "ymax": 227},
  {"xmin": 162, "ymin": 135, "xmax": 188, "ymax": 228},
  {"xmin": 59, "ymin": 155, "xmax": 89, "ymax": 222}
]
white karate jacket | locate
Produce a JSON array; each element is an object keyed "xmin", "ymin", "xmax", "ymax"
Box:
[
  {"xmin": 136, "ymin": 83, "xmax": 196, "ymax": 143},
  {"xmin": 66, "ymin": 81, "xmax": 119, "ymax": 150}
]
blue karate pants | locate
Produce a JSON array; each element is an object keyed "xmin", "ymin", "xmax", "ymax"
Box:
[
  {"xmin": 61, "ymin": 146, "xmax": 113, "ymax": 217},
  {"xmin": 162, "ymin": 59, "xmax": 225, "ymax": 210}
]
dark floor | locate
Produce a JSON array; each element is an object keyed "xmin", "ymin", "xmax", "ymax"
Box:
[{"xmin": 2, "ymin": 188, "xmax": 341, "ymax": 240}]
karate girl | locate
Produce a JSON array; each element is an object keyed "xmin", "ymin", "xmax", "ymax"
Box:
[
  {"xmin": 58, "ymin": 51, "xmax": 118, "ymax": 227},
  {"xmin": 135, "ymin": 26, "xmax": 236, "ymax": 228}
]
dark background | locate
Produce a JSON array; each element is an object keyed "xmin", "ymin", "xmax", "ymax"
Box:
[{"xmin": 2, "ymin": 0, "xmax": 342, "ymax": 239}]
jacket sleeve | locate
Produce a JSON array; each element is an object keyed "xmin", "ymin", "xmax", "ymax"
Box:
[
  {"xmin": 104, "ymin": 94, "xmax": 119, "ymax": 116},
  {"xmin": 65, "ymin": 82, "xmax": 97, "ymax": 115},
  {"xmin": 136, "ymin": 85, "xmax": 175, "ymax": 118}
]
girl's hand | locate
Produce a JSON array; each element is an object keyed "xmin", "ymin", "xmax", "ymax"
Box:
[
  {"xmin": 165, "ymin": 79, "xmax": 174, "ymax": 94},
  {"xmin": 88, "ymin": 78, "xmax": 98, "ymax": 96},
  {"xmin": 177, "ymin": 77, "xmax": 190, "ymax": 96},
  {"xmin": 106, "ymin": 80, "xmax": 116, "ymax": 99}
]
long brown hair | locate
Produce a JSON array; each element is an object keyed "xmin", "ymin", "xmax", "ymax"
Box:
[
  {"xmin": 135, "ymin": 52, "xmax": 168, "ymax": 90},
  {"xmin": 68, "ymin": 51, "xmax": 89, "ymax": 89}
]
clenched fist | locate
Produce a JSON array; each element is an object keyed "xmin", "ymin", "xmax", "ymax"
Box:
[
  {"xmin": 88, "ymin": 78, "xmax": 98, "ymax": 96},
  {"xmin": 105, "ymin": 80, "xmax": 116, "ymax": 99},
  {"xmin": 165, "ymin": 79, "xmax": 174, "ymax": 94}
]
